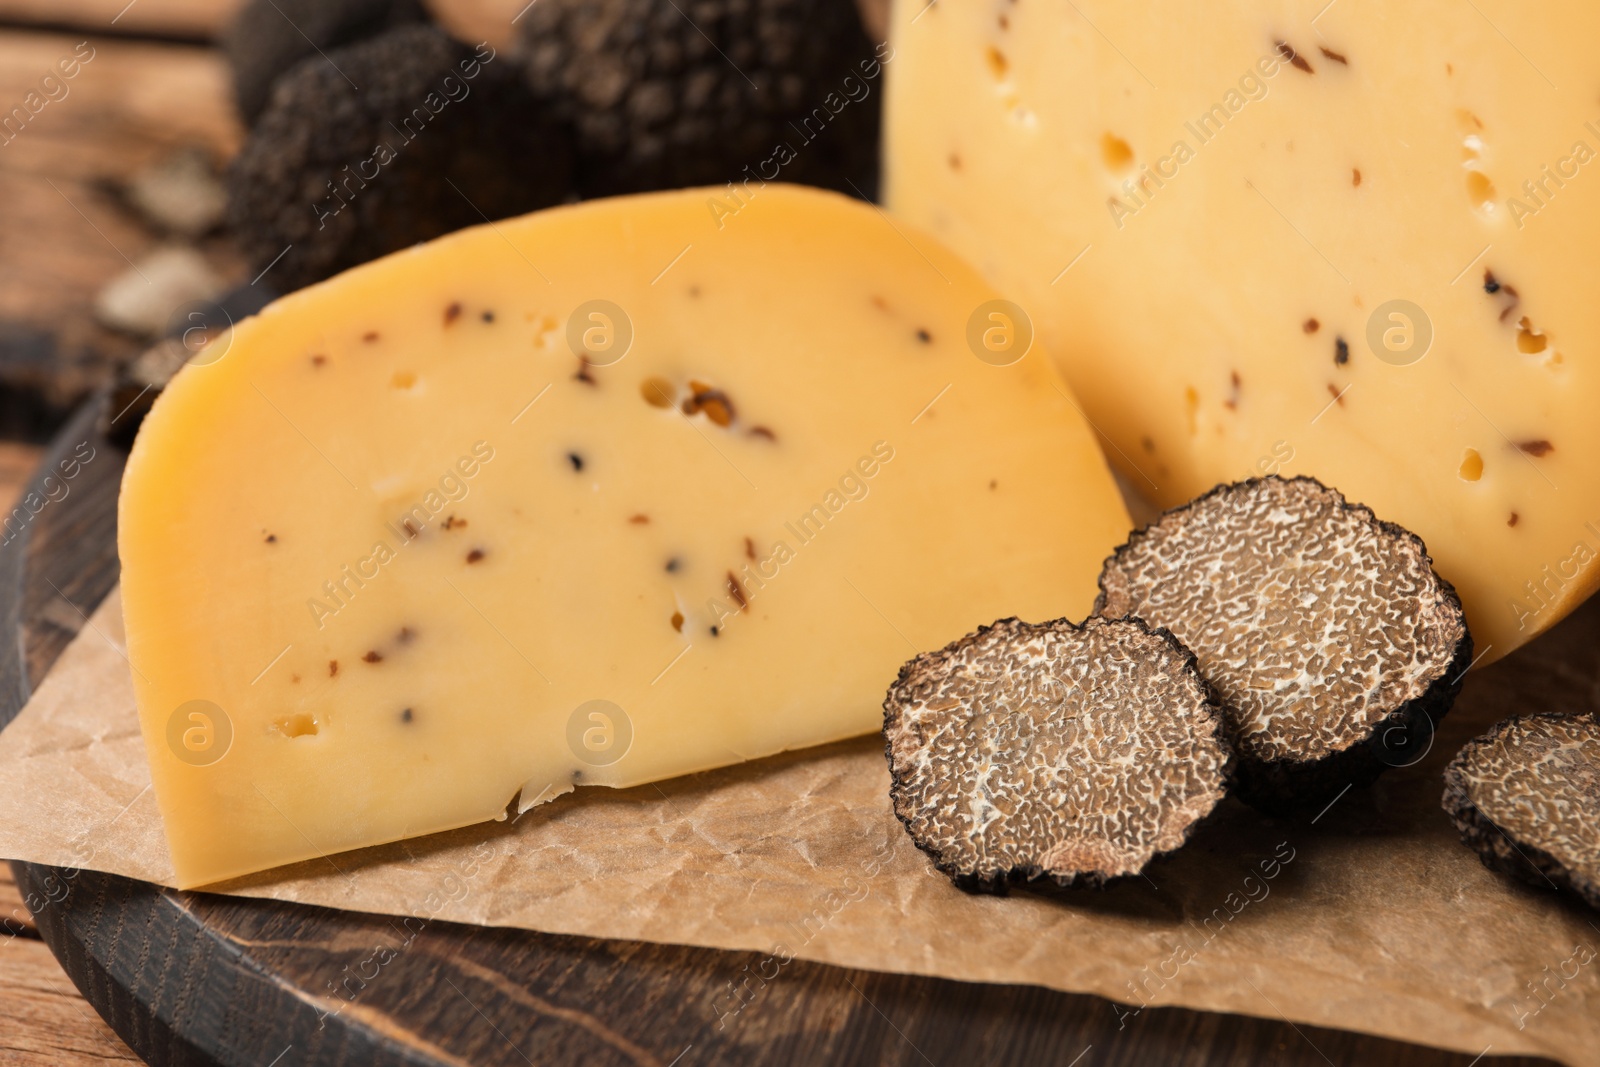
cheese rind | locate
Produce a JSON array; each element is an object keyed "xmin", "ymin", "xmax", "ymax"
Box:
[
  {"xmin": 885, "ymin": 0, "xmax": 1600, "ymax": 660},
  {"xmin": 120, "ymin": 184, "xmax": 1132, "ymax": 886}
]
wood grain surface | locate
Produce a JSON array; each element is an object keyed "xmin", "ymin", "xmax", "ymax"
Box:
[
  {"xmin": 0, "ymin": 934, "xmax": 139, "ymax": 1063},
  {"xmin": 0, "ymin": 0, "xmax": 569, "ymax": 48},
  {"xmin": 0, "ymin": 440, "xmax": 139, "ymax": 1065},
  {"xmin": 0, "ymin": 0, "xmax": 544, "ymax": 437},
  {"xmin": 2, "ymin": 865, "xmax": 137, "ymax": 1066},
  {"xmin": 0, "ymin": 1, "xmax": 233, "ymax": 40},
  {"xmin": 0, "ymin": 28, "xmax": 242, "ymax": 435},
  {"xmin": 0, "ymin": 0, "xmax": 884, "ymax": 59}
]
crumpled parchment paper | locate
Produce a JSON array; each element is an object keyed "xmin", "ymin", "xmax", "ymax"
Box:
[{"xmin": 1, "ymin": 587, "xmax": 1596, "ymax": 1065}]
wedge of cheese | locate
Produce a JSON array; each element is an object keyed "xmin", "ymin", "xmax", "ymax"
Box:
[
  {"xmin": 120, "ymin": 184, "xmax": 1131, "ymax": 886},
  {"xmin": 885, "ymin": 0, "xmax": 1600, "ymax": 660}
]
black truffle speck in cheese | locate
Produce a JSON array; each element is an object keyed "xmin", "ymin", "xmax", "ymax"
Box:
[
  {"xmin": 1096, "ymin": 476, "xmax": 1472, "ymax": 810},
  {"xmin": 883, "ymin": 616, "xmax": 1234, "ymax": 894}
]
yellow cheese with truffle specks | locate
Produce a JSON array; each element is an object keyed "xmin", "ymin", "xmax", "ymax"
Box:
[
  {"xmin": 120, "ymin": 184, "xmax": 1131, "ymax": 887},
  {"xmin": 885, "ymin": 0, "xmax": 1600, "ymax": 661}
]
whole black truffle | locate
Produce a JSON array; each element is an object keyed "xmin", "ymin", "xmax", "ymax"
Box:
[
  {"xmin": 222, "ymin": 0, "xmax": 430, "ymax": 124},
  {"xmin": 228, "ymin": 26, "xmax": 573, "ymax": 293},
  {"xmin": 1097, "ymin": 476, "xmax": 1473, "ymax": 811},
  {"xmin": 518, "ymin": 0, "xmax": 883, "ymax": 197},
  {"xmin": 884, "ymin": 616, "xmax": 1233, "ymax": 894},
  {"xmin": 1443, "ymin": 712, "xmax": 1600, "ymax": 911}
]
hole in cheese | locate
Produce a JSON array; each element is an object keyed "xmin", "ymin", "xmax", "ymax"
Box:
[
  {"xmin": 1465, "ymin": 170, "xmax": 1496, "ymax": 212},
  {"xmin": 1101, "ymin": 133, "xmax": 1134, "ymax": 172},
  {"xmin": 985, "ymin": 46, "xmax": 1009, "ymax": 80},
  {"xmin": 391, "ymin": 370, "xmax": 417, "ymax": 389},
  {"xmin": 1459, "ymin": 449, "xmax": 1483, "ymax": 482},
  {"xmin": 640, "ymin": 376, "xmax": 675, "ymax": 408},
  {"xmin": 1516, "ymin": 318, "xmax": 1548, "ymax": 354},
  {"xmin": 274, "ymin": 714, "xmax": 319, "ymax": 738},
  {"xmin": 532, "ymin": 316, "xmax": 558, "ymax": 349}
]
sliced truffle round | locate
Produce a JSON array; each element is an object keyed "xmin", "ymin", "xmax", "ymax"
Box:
[
  {"xmin": 517, "ymin": 0, "xmax": 881, "ymax": 197},
  {"xmin": 221, "ymin": 0, "xmax": 430, "ymax": 124},
  {"xmin": 1096, "ymin": 476, "xmax": 1472, "ymax": 810},
  {"xmin": 883, "ymin": 616, "xmax": 1233, "ymax": 893},
  {"xmin": 1443, "ymin": 712, "xmax": 1600, "ymax": 910},
  {"xmin": 228, "ymin": 26, "xmax": 573, "ymax": 293}
]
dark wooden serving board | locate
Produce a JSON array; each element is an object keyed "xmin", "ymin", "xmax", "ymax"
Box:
[{"xmin": 0, "ymin": 397, "xmax": 1562, "ymax": 1067}]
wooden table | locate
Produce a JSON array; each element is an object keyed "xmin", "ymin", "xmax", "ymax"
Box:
[
  {"xmin": 0, "ymin": 864, "xmax": 140, "ymax": 1063},
  {"xmin": 0, "ymin": 441, "xmax": 140, "ymax": 1063},
  {"xmin": 0, "ymin": 4, "xmax": 245, "ymax": 1060}
]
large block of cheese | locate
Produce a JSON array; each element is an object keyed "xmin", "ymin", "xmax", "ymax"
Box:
[
  {"xmin": 885, "ymin": 0, "xmax": 1600, "ymax": 661},
  {"xmin": 121, "ymin": 184, "xmax": 1131, "ymax": 886}
]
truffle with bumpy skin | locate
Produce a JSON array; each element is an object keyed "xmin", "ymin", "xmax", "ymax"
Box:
[
  {"xmin": 228, "ymin": 26, "xmax": 573, "ymax": 293},
  {"xmin": 517, "ymin": 0, "xmax": 882, "ymax": 196},
  {"xmin": 222, "ymin": 0, "xmax": 429, "ymax": 124},
  {"xmin": 883, "ymin": 616, "xmax": 1233, "ymax": 894},
  {"xmin": 1443, "ymin": 712, "xmax": 1600, "ymax": 910},
  {"xmin": 1097, "ymin": 476, "xmax": 1472, "ymax": 810}
]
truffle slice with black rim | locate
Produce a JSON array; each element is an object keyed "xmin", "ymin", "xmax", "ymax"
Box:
[
  {"xmin": 883, "ymin": 616, "xmax": 1232, "ymax": 893},
  {"xmin": 1443, "ymin": 712, "xmax": 1600, "ymax": 910},
  {"xmin": 1097, "ymin": 476, "xmax": 1472, "ymax": 810}
]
